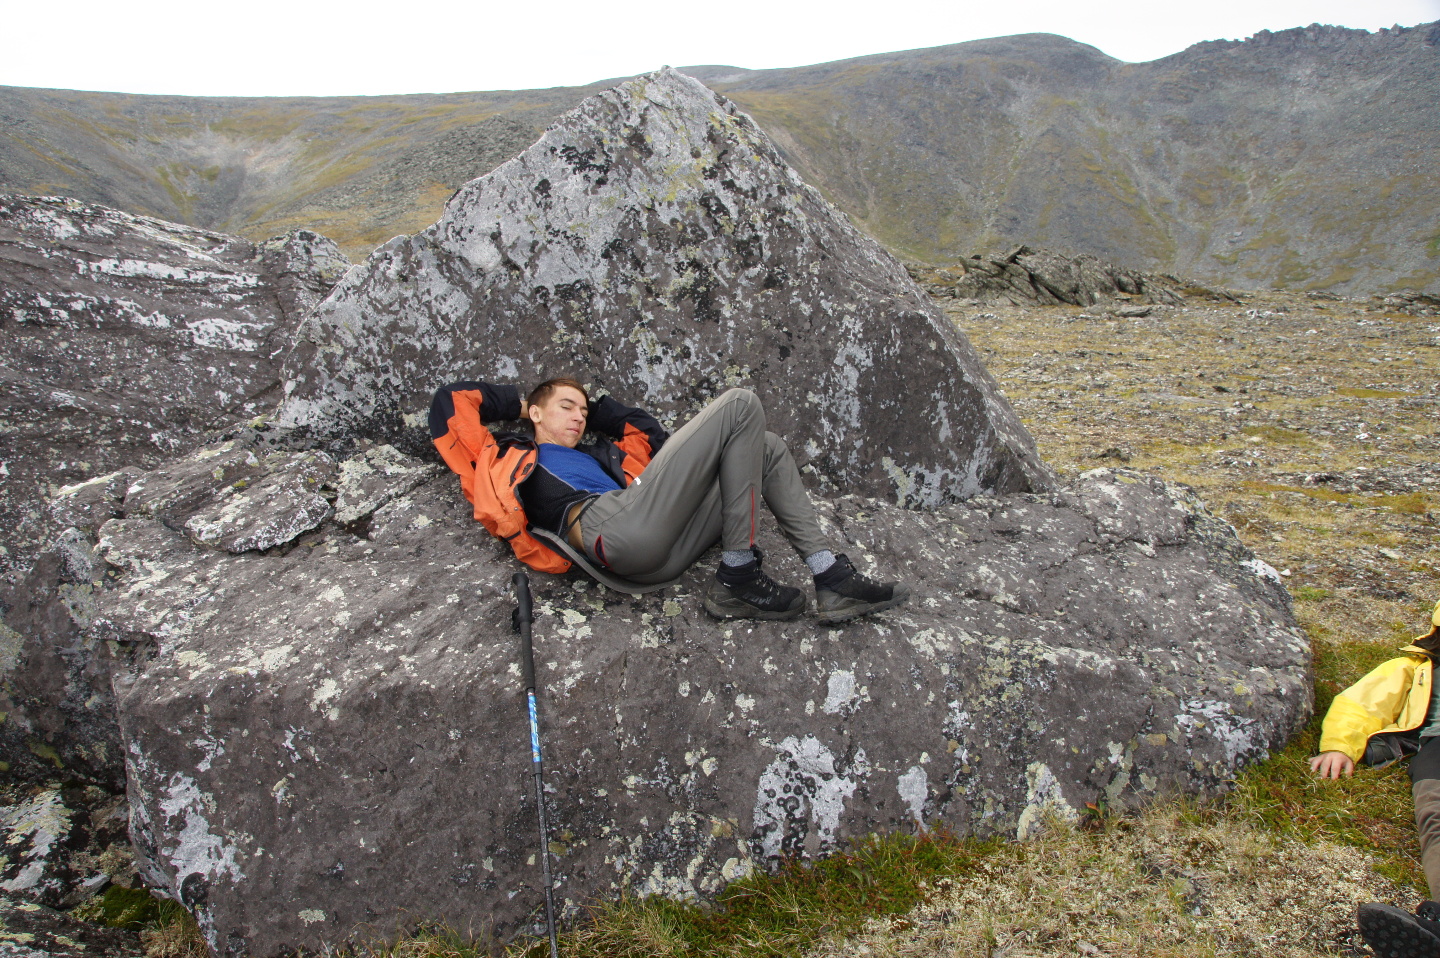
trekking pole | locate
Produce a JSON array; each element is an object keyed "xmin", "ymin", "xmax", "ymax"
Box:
[{"xmin": 513, "ymin": 571, "xmax": 560, "ymax": 958}]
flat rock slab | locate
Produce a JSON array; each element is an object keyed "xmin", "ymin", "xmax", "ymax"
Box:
[
  {"xmin": 274, "ymin": 68, "xmax": 1052, "ymax": 504},
  {"xmin": 89, "ymin": 442, "xmax": 1308, "ymax": 956}
]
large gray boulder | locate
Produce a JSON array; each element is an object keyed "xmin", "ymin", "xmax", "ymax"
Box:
[
  {"xmin": 273, "ymin": 68, "xmax": 1053, "ymax": 505},
  {"xmin": 0, "ymin": 195, "xmax": 349, "ymax": 788},
  {"xmin": 87, "ymin": 442, "xmax": 1308, "ymax": 956}
]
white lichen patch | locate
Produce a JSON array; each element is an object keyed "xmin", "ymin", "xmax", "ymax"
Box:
[
  {"xmin": 1242, "ymin": 558, "xmax": 1285, "ymax": 584},
  {"xmin": 1016, "ymin": 762, "xmax": 1078, "ymax": 840},
  {"xmin": 174, "ymin": 650, "xmax": 212, "ymax": 677},
  {"xmin": 186, "ymin": 317, "xmax": 263, "ymax": 352},
  {"xmin": 753, "ymin": 736, "xmax": 868, "ymax": 859},
  {"xmin": 157, "ymin": 773, "xmax": 244, "ymax": 894},
  {"xmin": 259, "ymin": 644, "xmax": 293, "ymax": 672},
  {"xmin": 822, "ymin": 669, "xmax": 867, "ymax": 715},
  {"xmin": 309, "ymin": 679, "xmax": 342, "ymax": 720},
  {"xmin": 897, "ymin": 766, "xmax": 929, "ymax": 828},
  {"xmin": 1176, "ymin": 699, "xmax": 1266, "ymax": 766},
  {"xmin": 0, "ymin": 788, "xmax": 73, "ymax": 896}
]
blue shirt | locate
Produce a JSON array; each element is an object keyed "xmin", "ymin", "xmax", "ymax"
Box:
[{"xmin": 535, "ymin": 444, "xmax": 622, "ymax": 496}]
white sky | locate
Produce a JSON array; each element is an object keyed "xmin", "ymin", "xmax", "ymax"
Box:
[{"xmin": 4, "ymin": 0, "xmax": 1438, "ymax": 98}]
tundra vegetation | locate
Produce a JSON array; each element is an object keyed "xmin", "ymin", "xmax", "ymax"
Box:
[{"xmin": 52, "ymin": 284, "xmax": 1435, "ymax": 957}]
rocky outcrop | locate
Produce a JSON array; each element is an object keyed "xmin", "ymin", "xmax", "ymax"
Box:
[
  {"xmin": 85, "ymin": 439, "xmax": 1308, "ymax": 956},
  {"xmin": 910, "ymin": 247, "xmax": 1187, "ymax": 307},
  {"xmin": 0, "ymin": 194, "xmax": 350, "ymax": 581},
  {"xmin": 273, "ymin": 68, "xmax": 1053, "ymax": 506},
  {"xmin": 0, "ymin": 195, "xmax": 349, "ymax": 788},
  {"xmin": 0, "ymin": 525, "xmax": 127, "ymax": 790}
]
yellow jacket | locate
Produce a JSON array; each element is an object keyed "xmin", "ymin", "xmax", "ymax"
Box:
[{"xmin": 1319, "ymin": 600, "xmax": 1440, "ymax": 763}]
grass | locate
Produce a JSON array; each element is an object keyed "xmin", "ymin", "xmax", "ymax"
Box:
[
  {"xmin": 542, "ymin": 831, "xmax": 1000, "ymax": 958},
  {"xmin": 1335, "ymin": 387, "xmax": 1418, "ymax": 399},
  {"xmin": 1239, "ymin": 481, "xmax": 1435, "ymax": 516},
  {"xmin": 71, "ymin": 886, "xmax": 208, "ymax": 958}
]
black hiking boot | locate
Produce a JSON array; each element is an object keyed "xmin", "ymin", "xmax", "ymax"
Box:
[
  {"xmin": 813, "ymin": 554, "xmax": 910, "ymax": 625},
  {"xmin": 1358, "ymin": 902, "xmax": 1440, "ymax": 958},
  {"xmin": 704, "ymin": 549, "xmax": 805, "ymax": 621}
]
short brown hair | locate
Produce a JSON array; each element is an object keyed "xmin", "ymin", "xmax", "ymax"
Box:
[{"xmin": 526, "ymin": 377, "xmax": 589, "ymax": 409}]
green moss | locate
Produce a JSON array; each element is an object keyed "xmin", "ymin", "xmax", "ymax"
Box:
[
  {"xmin": 89, "ymin": 885, "xmax": 166, "ymax": 928},
  {"xmin": 27, "ymin": 738, "xmax": 63, "ymax": 768}
]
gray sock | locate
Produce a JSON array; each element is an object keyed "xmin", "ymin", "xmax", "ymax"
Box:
[
  {"xmin": 806, "ymin": 550, "xmax": 837, "ymax": 575},
  {"xmin": 722, "ymin": 550, "xmax": 754, "ymax": 568}
]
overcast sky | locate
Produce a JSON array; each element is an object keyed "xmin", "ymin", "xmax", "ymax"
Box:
[{"xmin": 4, "ymin": 0, "xmax": 1438, "ymax": 98}]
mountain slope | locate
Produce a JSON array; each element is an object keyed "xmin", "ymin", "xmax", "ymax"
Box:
[
  {"xmin": 2, "ymin": 23, "xmax": 1436, "ymax": 294},
  {"xmin": 0, "ymin": 85, "xmax": 600, "ymax": 252},
  {"xmin": 704, "ymin": 24, "xmax": 1440, "ymax": 294}
]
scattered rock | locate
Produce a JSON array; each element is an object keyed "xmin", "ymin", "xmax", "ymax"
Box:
[
  {"xmin": 0, "ymin": 891, "xmax": 142, "ymax": 957},
  {"xmin": 0, "ymin": 785, "xmax": 132, "ymax": 909},
  {"xmin": 910, "ymin": 247, "xmax": 1186, "ymax": 308}
]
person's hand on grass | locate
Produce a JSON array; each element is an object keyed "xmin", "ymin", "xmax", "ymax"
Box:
[{"xmin": 1310, "ymin": 751, "xmax": 1355, "ymax": 779}]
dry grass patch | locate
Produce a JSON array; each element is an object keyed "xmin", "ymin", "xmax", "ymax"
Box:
[
  {"xmin": 138, "ymin": 902, "xmax": 209, "ymax": 958},
  {"xmin": 805, "ymin": 808, "xmax": 1397, "ymax": 958}
]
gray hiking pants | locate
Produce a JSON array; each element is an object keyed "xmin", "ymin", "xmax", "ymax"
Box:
[
  {"xmin": 1413, "ymin": 737, "xmax": 1440, "ymax": 898},
  {"xmin": 577, "ymin": 387, "xmax": 829, "ymax": 584}
]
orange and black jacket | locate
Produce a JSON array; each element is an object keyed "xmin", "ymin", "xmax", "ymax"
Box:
[{"xmin": 429, "ymin": 381, "xmax": 668, "ymax": 573}]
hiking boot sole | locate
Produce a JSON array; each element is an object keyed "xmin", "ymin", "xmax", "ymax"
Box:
[
  {"xmin": 703, "ymin": 595, "xmax": 806, "ymax": 621},
  {"xmin": 1359, "ymin": 903, "xmax": 1440, "ymax": 958},
  {"xmin": 816, "ymin": 585, "xmax": 911, "ymax": 625}
]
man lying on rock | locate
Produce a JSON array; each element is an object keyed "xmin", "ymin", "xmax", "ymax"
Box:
[
  {"xmin": 429, "ymin": 377, "xmax": 909, "ymax": 623},
  {"xmin": 1311, "ymin": 598, "xmax": 1440, "ymax": 958}
]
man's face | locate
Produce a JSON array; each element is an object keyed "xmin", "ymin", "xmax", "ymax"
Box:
[{"xmin": 529, "ymin": 385, "xmax": 588, "ymax": 448}]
